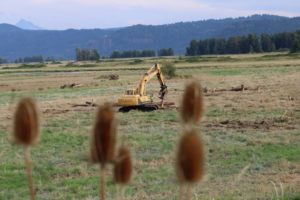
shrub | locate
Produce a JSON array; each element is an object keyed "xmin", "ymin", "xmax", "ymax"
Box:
[
  {"xmin": 161, "ymin": 62, "xmax": 176, "ymax": 78},
  {"xmin": 18, "ymin": 63, "xmax": 46, "ymax": 69},
  {"xmin": 130, "ymin": 59, "xmax": 143, "ymax": 65}
]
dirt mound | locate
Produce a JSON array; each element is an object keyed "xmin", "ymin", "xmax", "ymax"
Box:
[
  {"xmin": 71, "ymin": 101, "xmax": 97, "ymax": 107},
  {"xmin": 60, "ymin": 83, "xmax": 82, "ymax": 89},
  {"xmin": 205, "ymin": 119, "xmax": 296, "ymax": 130},
  {"xmin": 43, "ymin": 102, "xmax": 98, "ymax": 115},
  {"xmin": 43, "ymin": 108, "xmax": 70, "ymax": 114},
  {"xmin": 203, "ymin": 85, "xmax": 260, "ymax": 93},
  {"xmin": 96, "ymin": 74, "xmax": 119, "ymax": 80}
]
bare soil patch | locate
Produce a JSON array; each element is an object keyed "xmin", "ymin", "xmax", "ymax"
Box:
[{"xmin": 205, "ymin": 118, "xmax": 297, "ymax": 130}]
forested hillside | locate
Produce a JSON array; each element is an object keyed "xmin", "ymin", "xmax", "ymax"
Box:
[{"xmin": 1, "ymin": 15, "xmax": 300, "ymax": 60}]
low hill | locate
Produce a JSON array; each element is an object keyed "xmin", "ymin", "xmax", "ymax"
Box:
[{"xmin": 1, "ymin": 14, "xmax": 300, "ymax": 60}]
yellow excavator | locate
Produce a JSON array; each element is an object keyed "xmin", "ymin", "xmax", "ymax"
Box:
[{"xmin": 117, "ymin": 63, "xmax": 168, "ymax": 112}]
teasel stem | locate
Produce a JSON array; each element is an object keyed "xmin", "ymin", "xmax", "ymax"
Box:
[
  {"xmin": 116, "ymin": 184, "xmax": 120, "ymax": 200},
  {"xmin": 179, "ymin": 183, "xmax": 184, "ymax": 200},
  {"xmin": 116, "ymin": 185, "xmax": 124, "ymax": 200},
  {"xmin": 120, "ymin": 185, "xmax": 125, "ymax": 200},
  {"xmin": 186, "ymin": 184, "xmax": 192, "ymax": 200},
  {"xmin": 100, "ymin": 166, "xmax": 106, "ymax": 200},
  {"xmin": 24, "ymin": 147, "xmax": 35, "ymax": 200}
]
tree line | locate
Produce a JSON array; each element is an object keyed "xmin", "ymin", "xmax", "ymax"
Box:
[
  {"xmin": 110, "ymin": 48, "xmax": 174, "ymax": 58},
  {"xmin": 15, "ymin": 56, "xmax": 44, "ymax": 63},
  {"xmin": 75, "ymin": 48, "xmax": 100, "ymax": 61},
  {"xmin": 2, "ymin": 29, "xmax": 299, "ymax": 64},
  {"xmin": 14, "ymin": 56, "xmax": 64, "ymax": 63},
  {"xmin": 110, "ymin": 50, "xmax": 155, "ymax": 58},
  {"xmin": 186, "ymin": 30, "xmax": 300, "ymax": 56},
  {"xmin": 0, "ymin": 57, "xmax": 7, "ymax": 64},
  {"xmin": 1, "ymin": 47, "xmax": 174, "ymax": 63}
]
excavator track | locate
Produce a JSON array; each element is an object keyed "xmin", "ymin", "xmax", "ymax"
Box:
[{"xmin": 119, "ymin": 104, "xmax": 159, "ymax": 112}]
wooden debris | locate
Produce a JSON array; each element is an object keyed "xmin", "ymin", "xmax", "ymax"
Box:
[
  {"xmin": 72, "ymin": 101, "xmax": 97, "ymax": 107},
  {"xmin": 203, "ymin": 85, "xmax": 260, "ymax": 94},
  {"xmin": 96, "ymin": 74, "xmax": 119, "ymax": 80},
  {"xmin": 230, "ymin": 84, "xmax": 245, "ymax": 92},
  {"xmin": 108, "ymin": 74, "xmax": 119, "ymax": 80},
  {"xmin": 43, "ymin": 109, "xmax": 70, "ymax": 114},
  {"xmin": 288, "ymin": 96, "xmax": 295, "ymax": 101},
  {"xmin": 60, "ymin": 83, "xmax": 82, "ymax": 89}
]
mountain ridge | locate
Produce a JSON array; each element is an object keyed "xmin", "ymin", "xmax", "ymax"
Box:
[
  {"xmin": 15, "ymin": 19, "xmax": 42, "ymax": 30},
  {"xmin": 1, "ymin": 14, "xmax": 300, "ymax": 60}
]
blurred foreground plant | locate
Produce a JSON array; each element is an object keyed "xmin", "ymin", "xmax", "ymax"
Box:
[
  {"xmin": 13, "ymin": 97, "xmax": 40, "ymax": 200},
  {"xmin": 176, "ymin": 80, "xmax": 205, "ymax": 200}
]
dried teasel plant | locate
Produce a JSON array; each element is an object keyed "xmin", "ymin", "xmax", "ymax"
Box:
[
  {"xmin": 90, "ymin": 103, "xmax": 117, "ymax": 200},
  {"xmin": 176, "ymin": 130, "xmax": 204, "ymax": 200},
  {"xmin": 176, "ymin": 80, "xmax": 205, "ymax": 200},
  {"xmin": 113, "ymin": 146, "xmax": 133, "ymax": 200},
  {"xmin": 176, "ymin": 130, "xmax": 204, "ymax": 183},
  {"xmin": 181, "ymin": 80, "xmax": 204, "ymax": 125},
  {"xmin": 13, "ymin": 97, "xmax": 39, "ymax": 146},
  {"xmin": 13, "ymin": 97, "xmax": 39, "ymax": 200}
]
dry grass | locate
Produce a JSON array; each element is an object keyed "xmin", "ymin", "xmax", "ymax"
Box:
[{"xmin": 0, "ymin": 53, "xmax": 299, "ymax": 199}]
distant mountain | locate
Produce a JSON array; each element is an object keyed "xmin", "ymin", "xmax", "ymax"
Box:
[
  {"xmin": 1, "ymin": 14, "xmax": 300, "ymax": 60},
  {"xmin": 0, "ymin": 23, "xmax": 22, "ymax": 32},
  {"xmin": 15, "ymin": 19, "xmax": 42, "ymax": 30}
]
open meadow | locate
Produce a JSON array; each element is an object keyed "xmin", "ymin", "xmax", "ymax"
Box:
[{"xmin": 0, "ymin": 53, "xmax": 299, "ymax": 199}]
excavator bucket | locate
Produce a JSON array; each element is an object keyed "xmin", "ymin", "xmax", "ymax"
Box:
[{"xmin": 159, "ymin": 85, "xmax": 168, "ymax": 100}]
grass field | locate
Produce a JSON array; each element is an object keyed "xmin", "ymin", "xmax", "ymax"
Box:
[{"xmin": 0, "ymin": 53, "xmax": 299, "ymax": 199}]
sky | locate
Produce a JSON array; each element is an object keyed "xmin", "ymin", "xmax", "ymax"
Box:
[{"xmin": 0, "ymin": 0, "xmax": 299, "ymax": 30}]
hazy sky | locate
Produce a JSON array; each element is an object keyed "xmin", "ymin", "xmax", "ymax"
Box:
[{"xmin": 0, "ymin": 0, "xmax": 299, "ymax": 30}]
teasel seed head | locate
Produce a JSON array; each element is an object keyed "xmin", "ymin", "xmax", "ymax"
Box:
[
  {"xmin": 176, "ymin": 130, "xmax": 204, "ymax": 183},
  {"xmin": 181, "ymin": 80, "xmax": 204, "ymax": 124},
  {"xmin": 113, "ymin": 146, "xmax": 133, "ymax": 185},
  {"xmin": 13, "ymin": 97, "xmax": 39, "ymax": 146},
  {"xmin": 91, "ymin": 103, "xmax": 116, "ymax": 167}
]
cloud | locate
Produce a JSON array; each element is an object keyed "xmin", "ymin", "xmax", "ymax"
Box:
[
  {"xmin": 27, "ymin": 0, "xmax": 211, "ymax": 12},
  {"xmin": 0, "ymin": 0, "xmax": 299, "ymax": 29}
]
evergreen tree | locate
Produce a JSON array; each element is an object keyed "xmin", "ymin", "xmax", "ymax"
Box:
[
  {"xmin": 0, "ymin": 57, "xmax": 7, "ymax": 64},
  {"xmin": 215, "ymin": 39, "xmax": 226, "ymax": 54},
  {"xmin": 185, "ymin": 29, "xmax": 300, "ymax": 56},
  {"xmin": 23, "ymin": 55, "xmax": 43, "ymax": 63},
  {"xmin": 226, "ymin": 37, "xmax": 241, "ymax": 54},
  {"xmin": 75, "ymin": 48, "xmax": 100, "ymax": 61},
  {"xmin": 158, "ymin": 48, "xmax": 174, "ymax": 56},
  {"xmin": 110, "ymin": 49, "xmax": 156, "ymax": 58},
  {"xmin": 239, "ymin": 36, "xmax": 250, "ymax": 53},
  {"xmin": 186, "ymin": 40, "xmax": 198, "ymax": 56},
  {"xmin": 290, "ymin": 39, "xmax": 300, "ymax": 53},
  {"xmin": 248, "ymin": 33, "xmax": 262, "ymax": 53},
  {"xmin": 261, "ymin": 34, "xmax": 275, "ymax": 52}
]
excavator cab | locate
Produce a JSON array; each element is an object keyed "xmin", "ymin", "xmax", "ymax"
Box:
[{"xmin": 125, "ymin": 89, "xmax": 136, "ymax": 95}]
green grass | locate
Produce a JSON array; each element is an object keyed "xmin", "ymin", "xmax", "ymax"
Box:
[
  {"xmin": 1, "ymin": 53, "xmax": 300, "ymax": 199},
  {"xmin": 207, "ymin": 107, "xmax": 287, "ymax": 120},
  {"xmin": 17, "ymin": 63, "xmax": 47, "ymax": 69},
  {"xmin": 64, "ymin": 64, "xmax": 98, "ymax": 68},
  {"xmin": 209, "ymin": 142, "xmax": 300, "ymax": 175},
  {"xmin": 1, "ymin": 108, "xmax": 299, "ymax": 199},
  {"xmin": 129, "ymin": 59, "xmax": 144, "ymax": 65},
  {"xmin": 0, "ymin": 85, "xmax": 125, "ymax": 106},
  {"xmin": 2, "ymin": 63, "xmax": 47, "ymax": 70},
  {"xmin": 206, "ymin": 65, "xmax": 300, "ymax": 76}
]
